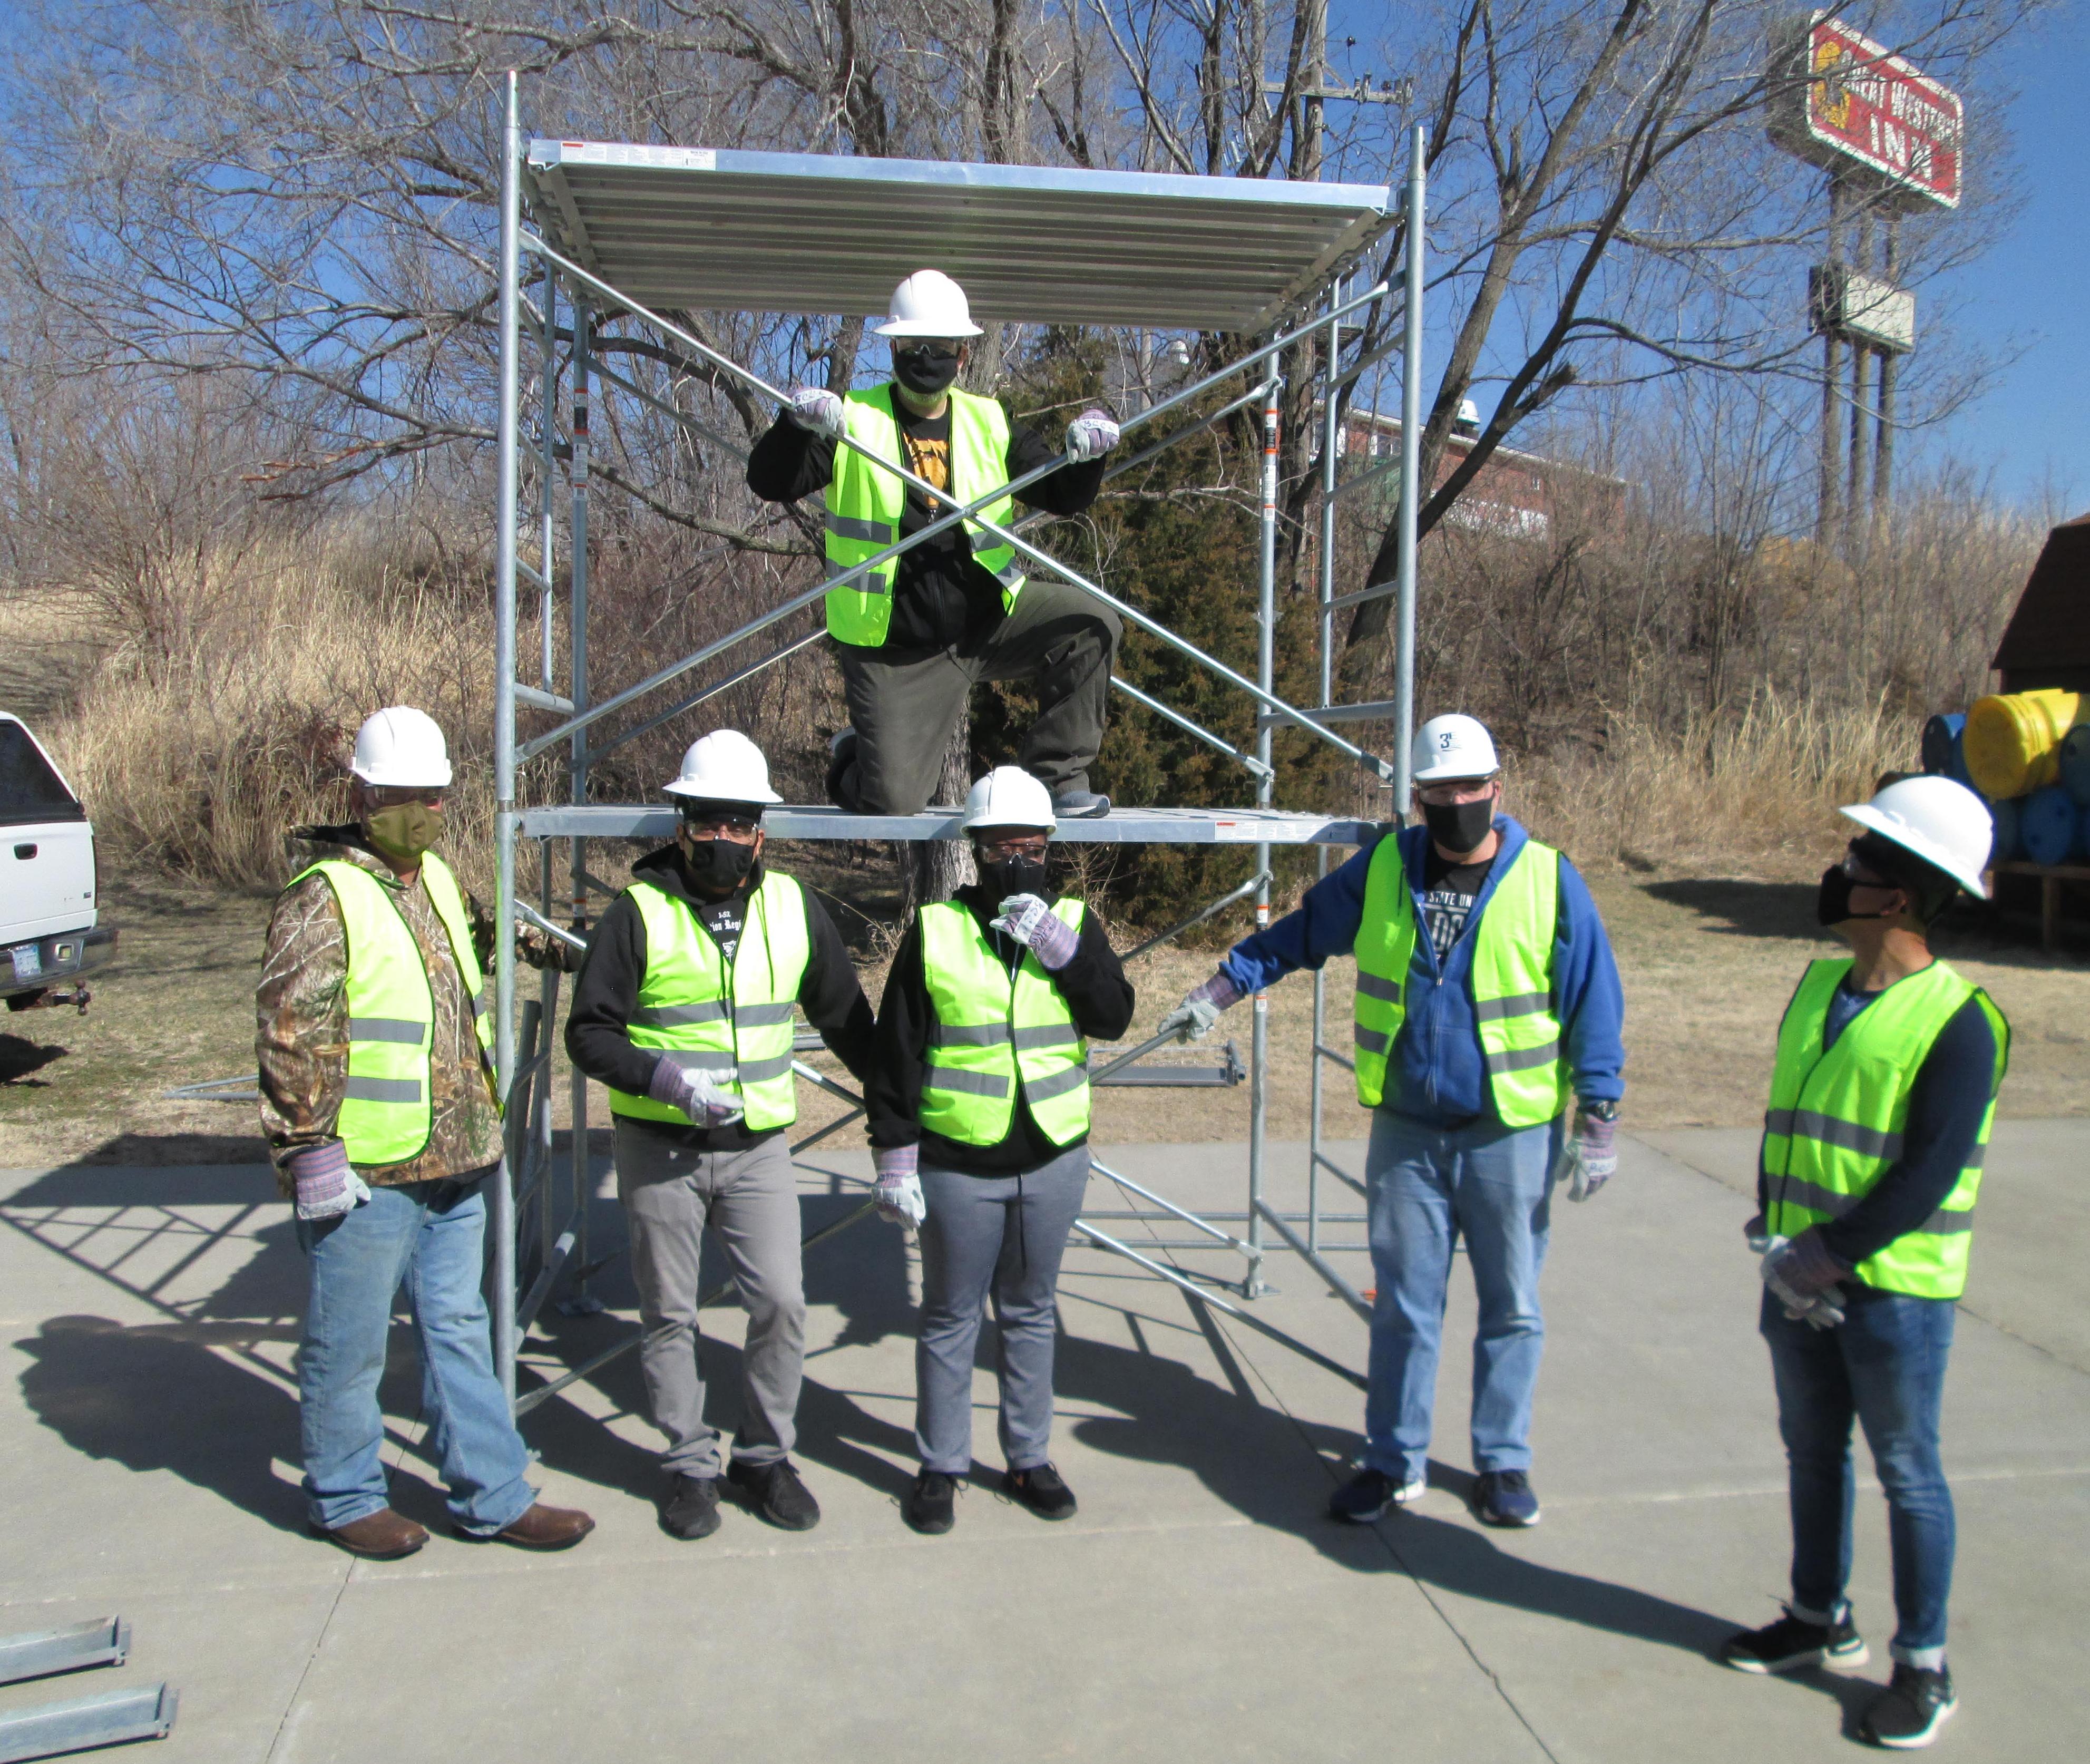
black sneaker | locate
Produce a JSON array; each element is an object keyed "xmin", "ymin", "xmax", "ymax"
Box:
[
  {"xmin": 726, "ymin": 1457, "xmax": 821, "ymax": 1531},
  {"xmin": 1720, "ymin": 1605, "xmax": 1869, "ymax": 1675},
  {"xmin": 660, "ymin": 1473, "xmax": 721, "ymax": 1541},
  {"xmin": 1003, "ymin": 1462, "xmax": 1078, "ymax": 1520},
  {"xmin": 1050, "ymin": 786, "xmax": 1110, "ymax": 819},
  {"xmin": 904, "ymin": 1469, "xmax": 961, "ymax": 1535},
  {"xmin": 1327, "ymin": 1468, "xmax": 1427, "ymax": 1523},
  {"xmin": 1470, "ymin": 1468, "xmax": 1541, "ymax": 1527},
  {"xmin": 1859, "ymin": 1663, "xmax": 1956, "ymax": 1749}
]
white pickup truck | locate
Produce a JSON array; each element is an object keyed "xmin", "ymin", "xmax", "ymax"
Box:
[{"xmin": 1, "ymin": 712, "xmax": 115, "ymax": 1012}]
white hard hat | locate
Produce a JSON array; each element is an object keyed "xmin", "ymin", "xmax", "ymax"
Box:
[
  {"xmin": 350, "ymin": 705, "xmax": 452, "ymax": 789},
  {"xmin": 1840, "ymin": 775, "xmax": 1993, "ymax": 900},
  {"xmin": 1411, "ymin": 713, "xmax": 1500, "ymax": 785},
  {"xmin": 876, "ymin": 269, "xmax": 982, "ymax": 339},
  {"xmin": 663, "ymin": 729, "xmax": 783, "ymax": 805},
  {"xmin": 960, "ymin": 765, "xmax": 1056, "ymax": 833}
]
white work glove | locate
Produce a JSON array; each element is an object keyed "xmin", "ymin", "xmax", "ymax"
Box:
[
  {"xmin": 1063, "ymin": 408, "xmax": 1120, "ymax": 462},
  {"xmin": 287, "ymin": 1141, "xmax": 372, "ymax": 1222},
  {"xmin": 990, "ymin": 893, "xmax": 1080, "ymax": 971},
  {"xmin": 785, "ymin": 385, "xmax": 846, "ymax": 441},
  {"xmin": 1743, "ymin": 1212, "xmax": 1774, "ymax": 1255},
  {"xmin": 1759, "ymin": 1232, "xmax": 1847, "ymax": 1330},
  {"xmin": 873, "ymin": 1144, "xmax": 926, "ymax": 1227},
  {"xmin": 1550, "ymin": 1105, "xmax": 1618, "ymax": 1202},
  {"xmin": 647, "ymin": 1056, "xmax": 745, "ymax": 1128},
  {"xmin": 1157, "ymin": 971, "xmax": 1243, "ymax": 1044}
]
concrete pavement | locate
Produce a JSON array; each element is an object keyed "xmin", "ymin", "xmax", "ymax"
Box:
[{"xmin": 0, "ymin": 1124, "xmax": 2083, "ymax": 1761}]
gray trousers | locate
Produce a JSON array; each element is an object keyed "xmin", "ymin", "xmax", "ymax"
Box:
[
  {"xmin": 837, "ymin": 577, "xmax": 1122, "ymax": 814},
  {"xmin": 613, "ymin": 1122, "xmax": 805, "ymax": 1477},
  {"xmin": 915, "ymin": 1145, "xmax": 1090, "ymax": 1474}
]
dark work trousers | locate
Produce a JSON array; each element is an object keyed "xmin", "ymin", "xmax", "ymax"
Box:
[
  {"xmin": 613, "ymin": 1121, "xmax": 806, "ymax": 1478},
  {"xmin": 836, "ymin": 577, "xmax": 1122, "ymax": 814},
  {"xmin": 914, "ymin": 1144, "xmax": 1090, "ymax": 1475}
]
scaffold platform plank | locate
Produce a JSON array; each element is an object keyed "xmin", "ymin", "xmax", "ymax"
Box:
[{"xmin": 515, "ymin": 804, "xmax": 1378, "ymax": 846}]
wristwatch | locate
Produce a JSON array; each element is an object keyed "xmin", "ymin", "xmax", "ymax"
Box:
[{"xmin": 1580, "ymin": 1099, "xmax": 1618, "ymax": 1124}]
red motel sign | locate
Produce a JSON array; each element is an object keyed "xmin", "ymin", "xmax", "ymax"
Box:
[{"xmin": 1770, "ymin": 14, "xmax": 1965, "ymax": 209}]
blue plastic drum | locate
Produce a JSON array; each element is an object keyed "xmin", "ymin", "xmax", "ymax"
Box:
[
  {"xmin": 2019, "ymin": 784, "xmax": 2076, "ymax": 866},
  {"xmin": 1989, "ymin": 795, "xmax": 2020, "ymax": 866},
  {"xmin": 2058, "ymin": 725, "xmax": 2090, "ymax": 807},
  {"xmin": 1921, "ymin": 713, "xmax": 1969, "ymax": 783}
]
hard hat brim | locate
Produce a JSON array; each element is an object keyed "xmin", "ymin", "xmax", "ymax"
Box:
[
  {"xmin": 874, "ymin": 317, "xmax": 983, "ymax": 338},
  {"xmin": 351, "ymin": 761, "xmax": 454, "ymax": 788},
  {"xmin": 663, "ymin": 779, "xmax": 783, "ymax": 806},
  {"xmin": 1839, "ymin": 802, "xmax": 1990, "ymax": 899},
  {"xmin": 1409, "ymin": 760, "xmax": 1499, "ymax": 786}
]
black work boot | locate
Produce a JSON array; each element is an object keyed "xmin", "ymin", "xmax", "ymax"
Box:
[{"xmin": 904, "ymin": 1469, "xmax": 961, "ymax": 1535}]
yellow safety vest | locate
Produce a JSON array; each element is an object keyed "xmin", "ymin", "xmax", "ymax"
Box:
[
  {"xmin": 1352, "ymin": 832, "xmax": 1567, "ymax": 1127},
  {"xmin": 288, "ymin": 853, "xmax": 492, "ymax": 1168},
  {"xmin": 917, "ymin": 898, "xmax": 1090, "ymax": 1148},
  {"xmin": 823, "ymin": 385, "xmax": 1023, "ymax": 646},
  {"xmin": 607, "ymin": 873, "xmax": 811, "ymax": 1133},
  {"xmin": 1764, "ymin": 958, "xmax": 2008, "ymax": 1300}
]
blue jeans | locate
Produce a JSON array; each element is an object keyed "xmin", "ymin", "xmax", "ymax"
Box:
[
  {"xmin": 295, "ymin": 1171, "xmax": 536, "ymax": 1535},
  {"xmin": 1362, "ymin": 1109, "xmax": 1559, "ymax": 1482},
  {"xmin": 1762, "ymin": 1285, "xmax": 1956, "ymax": 1663}
]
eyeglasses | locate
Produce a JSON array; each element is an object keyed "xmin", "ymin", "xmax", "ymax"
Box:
[
  {"xmin": 1414, "ymin": 779, "xmax": 1496, "ymax": 807},
  {"xmin": 1839, "ymin": 850, "xmax": 1896, "ymax": 890},
  {"xmin": 681, "ymin": 806, "xmax": 763, "ymax": 841},
  {"xmin": 975, "ymin": 835, "xmax": 1049, "ymax": 860}
]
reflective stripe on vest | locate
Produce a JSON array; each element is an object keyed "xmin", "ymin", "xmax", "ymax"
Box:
[
  {"xmin": 917, "ymin": 898, "xmax": 1090, "ymax": 1147},
  {"xmin": 1763, "ymin": 958, "xmax": 2009, "ymax": 1300},
  {"xmin": 605, "ymin": 873, "xmax": 812, "ymax": 1132},
  {"xmin": 1351, "ymin": 833, "xmax": 1566, "ymax": 1127},
  {"xmin": 823, "ymin": 385, "xmax": 1023, "ymax": 647},
  {"xmin": 287, "ymin": 852, "xmax": 492, "ymax": 1168}
]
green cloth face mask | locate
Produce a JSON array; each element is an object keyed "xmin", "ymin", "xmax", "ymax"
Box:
[{"xmin": 365, "ymin": 802, "xmax": 443, "ymax": 868}]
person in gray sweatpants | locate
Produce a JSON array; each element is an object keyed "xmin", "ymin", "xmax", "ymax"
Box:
[
  {"xmin": 564, "ymin": 732, "xmax": 877, "ymax": 1540},
  {"xmin": 866, "ymin": 767, "xmax": 1135, "ymax": 1533}
]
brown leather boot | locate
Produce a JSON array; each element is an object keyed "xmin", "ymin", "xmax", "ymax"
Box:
[
  {"xmin": 311, "ymin": 1508, "xmax": 428, "ymax": 1560},
  {"xmin": 472, "ymin": 1503, "xmax": 595, "ymax": 1551}
]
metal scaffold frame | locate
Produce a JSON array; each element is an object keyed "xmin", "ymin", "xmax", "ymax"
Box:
[{"xmin": 487, "ymin": 72, "xmax": 1427, "ymax": 1409}]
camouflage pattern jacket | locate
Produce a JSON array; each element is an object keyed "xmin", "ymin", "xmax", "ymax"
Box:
[{"xmin": 256, "ymin": 826, "xmax": 579, "ymax": 1190}]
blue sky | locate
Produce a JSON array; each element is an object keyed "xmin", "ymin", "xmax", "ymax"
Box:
[{"xmin": 1918, "ymin": 3, "xmax": 2088, "ymax": 511}]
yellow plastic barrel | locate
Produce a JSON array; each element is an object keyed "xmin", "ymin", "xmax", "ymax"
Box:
[{"xmin": 1962, "ymin": 690, "xmax": 2086, "ymax": 799}]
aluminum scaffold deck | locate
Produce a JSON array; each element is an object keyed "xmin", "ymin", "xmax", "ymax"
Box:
[{"xmin": 488, "ymin": 73, "xmax": 1428, "ymax": 1412}]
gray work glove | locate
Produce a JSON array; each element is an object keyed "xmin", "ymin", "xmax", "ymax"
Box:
[
  {"xmin": 991, "ymin": 893, "xmax": 1080, "ymax": 970},
  {"xmin": 1759, "ymin": 1230, "xmax": 1848, "ymax": 1330},
  {"xmin": 287, "ymin": 1140, "xmax": 371, "ymax": 1222},
  {"xmin": 1551, "ymin": 1105, "xmax": 1618, "ymax": 1202},
  {"xmin": 648, "ymin": 1056, "xmax": 745, "ymax": 1128},
  {"xmin": 1158, "ymin": 971, "xmax": 1244, "ymax": 1044},
  {"xmin": 1743, "ymin": 1212, "xmax": 1773, "ymax": 1255},
  {"xmin": 1064, "ymin": 408, "xmax": 1120, "ymax": 462},
  {"xmin": 872, "ymin": 1142, "xmax": 926, "ymax": 1227},
  {"xmin": 785, "ymin": 386, "xmax": 846, "ymax": 441}
]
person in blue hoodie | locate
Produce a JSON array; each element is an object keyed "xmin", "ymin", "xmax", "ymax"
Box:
[{"xmin": 1159, "ymin": 713, "xmax": 1625, "ymax": 1528}]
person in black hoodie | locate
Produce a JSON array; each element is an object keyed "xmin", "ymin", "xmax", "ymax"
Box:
[
  {"xmin": 868, "ymin": 767, "xmax": 1135, "ymax": 1535},
  {"xmin": 564, "ymin": 732, "xmax": 875, "ymax": 1542}
]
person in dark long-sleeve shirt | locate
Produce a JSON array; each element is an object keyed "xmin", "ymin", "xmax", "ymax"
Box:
[
  {"xmin": 563, "ymin": 732, "xmax": 875, "ymax": 1541},
  {"xmin": 746, "ymin": 268, "xmax": 1124, "ymax": 820},
  {"xmin": 867, "ymin": 768, "xmax": 1135, "ymax": 1535},
  {"xmin": 1721, "ymin": 777, "xmax": 2009, "ymax": 1750}
]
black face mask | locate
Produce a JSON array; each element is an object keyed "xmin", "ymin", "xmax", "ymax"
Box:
[
  {"xmin": 893, "ymin": 345, "xmax": 961, "ymax": 399},
  {"xmin": 1422, "ymin": 796, "xmax": 1496, "ymax": 855},
  {"xmin": 1815, "ymin": 864, "xmax": 1900, "ymax": 928},
  {"xmin": 979, "ymin": 854, "xmax": 1050, "ymax": 900},
  {"xmin": 679, "ymin": 833, "xmax": 757, "ymax": 898}
]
